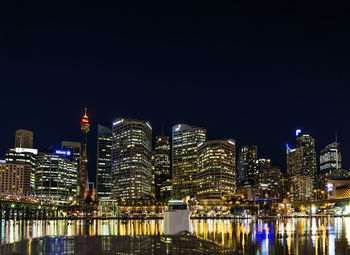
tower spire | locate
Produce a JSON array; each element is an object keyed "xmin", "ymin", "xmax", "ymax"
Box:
[
  {"xmin": 335, "ymin": 130, "xmax": 339, "ymax": 170},
  {"xmin": 335, "ymin": 130, "xmax": 338, "ymax": 143},
  {"xmin": 79, "ymin": 107, "xmax": 90, "ymax": 202},
  {"xmin": 161, "ymin": 121, "xmax": 164, "ymax": 136}
]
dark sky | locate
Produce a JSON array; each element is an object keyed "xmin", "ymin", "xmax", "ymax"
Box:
[{"xmin": 1, "ymin": 2, "xmax": 350, "ymax": 181}]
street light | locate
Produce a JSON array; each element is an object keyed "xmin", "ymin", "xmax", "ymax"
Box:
[{"xmin": 313, "ymin": 189, "xmax": 317, "ymax": 201}]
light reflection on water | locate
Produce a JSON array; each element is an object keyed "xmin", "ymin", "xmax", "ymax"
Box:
[{"xmin": 1, "ymin": 218, "xmax": 350, "ymax": 254}]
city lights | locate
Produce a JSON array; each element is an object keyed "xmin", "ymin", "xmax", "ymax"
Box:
[{"xmin": 55, "ymin": 150, "xmax": 72, "ymax": 156}]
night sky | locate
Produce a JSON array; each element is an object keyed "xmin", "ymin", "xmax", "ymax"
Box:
[{"xmin": 1, "ymin": 2, "xmax": 350, "ymax": 181}]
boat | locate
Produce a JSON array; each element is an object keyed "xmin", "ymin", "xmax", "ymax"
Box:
[{"xmin": 164, "ymin": 200, "xmax": 190, "ymax": 235}]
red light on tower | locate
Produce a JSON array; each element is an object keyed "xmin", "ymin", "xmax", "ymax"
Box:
[
  {"xmin": 80, "ymin": 107, "xmax": 90, "ymax": 133},
  {"xmin": 81, "ymin": 118, "xmax": 89, "ymax": 124}
]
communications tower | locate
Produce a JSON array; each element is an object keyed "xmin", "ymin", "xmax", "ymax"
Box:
[{"xmin": 78, "ymin": 107, "xmax": 90, "ymax": 201}]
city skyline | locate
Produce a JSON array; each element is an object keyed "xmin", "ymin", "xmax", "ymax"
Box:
[
  {"xmin": 0, "ymin": 118, "xmax": 346, "ymax": 183},
  {"xmin": 1, "ymin": 2, "xmax": 350, "ymax": 183},
  {"xmin": 0, "ymin": 118, "xmax": 347, "ymax": 182}
]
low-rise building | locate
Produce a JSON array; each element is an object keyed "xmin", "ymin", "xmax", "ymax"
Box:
[
  {"xmin": 290, "ymin": 174, "xmax": 313, "ymax": 201},
  {"xmin": 0, "ymin": 162, "xmax": 31, "ymax": 196}
]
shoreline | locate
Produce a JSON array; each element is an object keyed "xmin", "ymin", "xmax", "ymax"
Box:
[{"xmin": 1, "ymin": 215, "xmax": 348, "ymax": 221}]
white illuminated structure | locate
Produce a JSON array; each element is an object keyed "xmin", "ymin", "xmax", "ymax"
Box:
[
  {"xmin": 164, "ymin": 200, "xmax": 190, "ymax": 235},
  {"xmin": 15, "ymin": 147, "xmax": 38, "ymax": 155}
]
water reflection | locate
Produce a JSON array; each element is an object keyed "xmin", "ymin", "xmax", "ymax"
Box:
[{"xmin": 0, "ymin": 218, "xmax": 350, "ymax": 254}]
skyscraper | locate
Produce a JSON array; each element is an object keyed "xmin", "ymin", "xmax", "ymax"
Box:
[
  {"xmin": 154, "ymin": 136, "xmax": 171, "ymax": 200},
  {"xmin": 96, "ymin": 124, "xmax": 112, "ymax": 199},
  {"xmin": 317, "ymin": 141, "xmax": 347, "ymax": 193},
  {"xmin": 296, "ymin": 133, "xmax": 317, "ymax": 181},
  {"xmin": 35, "ymin": 150, "xmax": 78, "ymax": 201},
  {"xmin": 237, "ymin": 145, "xmax": 257, "ymax": 186},
  {"xmin": 320, "ymin": 142, "xmax": 342, "ymax": 175},
  {"xmin": 286, "ymin": 146, "xmax": 303, "ymax": 176},
  {"xmin": 15, "ymin": 129, "xmax": 33, "ymax": 148},
  {"xmin": 172, "ymin": 124, "xmax": 206, "ymax": 199},
  {"xmin": 197, "ymin": 139, "xmax": 236, "ymax": 199},
  {"xmin": 287, "ymin": 130, "xmax": 317, "ymax": 183},
  {"xmin": 287, "ymin": 130, "xmax": 317, "ymax": 200},
  {"xmin": 60, "ymin": 142, "xmax": 80, "ymax": 196},
  {"xmin": 256, "ymin": 159, "xmax": 281, "ymax": 200},
  {"xmin": 78, "ymin": 107, "xmax": 90, "ymax": 201},
  {"xmin": 111, "ymin": 118, "xmax": 152, "ymax": 199}
]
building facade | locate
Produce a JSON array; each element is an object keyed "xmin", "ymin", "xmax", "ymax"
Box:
[
  {"xmin": 172, "ymin": 124, "xmax": 206, "ymax": 199},
  {"xmin": 287, "ymin": 132, "xmax": 317, "ymax": 177},
  {"xmin": 111, "ymin": 118, "xmax": 152, "ymax": 200},
  {"xmin": 237, "ymin": 145, "xmax": 257, "ymax": 187},
  {"xmin": 61, "ymin": 141, "xmax": 81, "ymax": 163},
  {"xmin": 286, "ymin": 146, "xmax": 303, "ymax": 176},
  {"xmin": 197, "ymin": 139, "xmax": 236, "ymax": 199},
  {"xmin": 320, "ymin": 142, "xmax": 342, "ymax": 175},
  {"xmin": 290, "ymin": 174, "xmax": 313, "ymax": 201},
  {"xmin": 0, "ymin": 162, "xmax": 31, "ymax": 196},
  {"xmin": 256, "ymin": 159, "xmax": 281, "ymax": 200},
  {"xmin": 35, "ymin": 151, "xmax": 77, "ymax": 201},
  {"xmin": 297, "ymin": 134, "xmax": 317, "ymax": 179},
  {"xmin": 287, "ymin": 130, "xmax": 317, "ymax": 197},
  {"xmin": 15, "ymin": 129, "xmax": 33, "ymax": 148},
  {"xmin": 61, "ymin": 141, "xmax": 80, "ymax": 195},
  {"xmin": 96, "ymin": 125, "xmax": 112, "ymax": 199},
  {"xmin": 5, "ymin": 147, "xmax": 38, "ymax": 192},
  {"xmin": 154, "ymin": 136, "xmax": 171, "ymax": 200}
]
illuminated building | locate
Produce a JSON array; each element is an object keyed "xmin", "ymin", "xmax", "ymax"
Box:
[
  {"xmin": 78, "ymin": 107, "xmax": 90, "ymax": 201},
  {"xmin": 151, "ymin": 151, "xmax": 155, "ymax": 198},
  {"xmin": 35, "ymin": 150, "xmax": 77, "ymax": 201},
  {"xmin": 0, "ymin": 162, "xmax": 31, "ymax": 196},
  {"xmin": 255, "ymin": 159, "xmax": 281, "ymax": 200},
  {"xmin": 320, "ymin": 142, "xmax": 342, "ymax": 174},
  {"xmin": 290, "ymin": 174, "xmax": 313, "ymax": 201},
  {"xmin": 197, "ymin": 139, "xmax": 236, "ymax": 199},
  {"xmin": 154, "ymin": 135, "xmax": 171, "ymax": 200},
  {"xmin": 160, "ymin": 178, "xmax": 172, "ymax": 199},
  {"xmin": 286, "ymin": 146, "xmax": 302, "ymax": 176},
  {"xmin": 287, "ymin": 130, "xmax": 317, "ymax": 179},
  {"xmin": 61, "ymin": 141, "xmax": 81, "ymax": 163},
  {"xmin": 111, "ymin": 118, "xmax": 152, "ymax": 199},
  {"xmin": 237, "ymin": 145, "xmax": 257, "ymax": 186},
  {"xmin": 327, "ymin": 179, "xmax": 350, "ymax": 199},
  {"xmin": 236, "ymin": 186, "xmax": 260, "ymax": 201},
  {"xmin": 279, "ymin": 173, "xmax": 290, "ymax": 200},
  {"xmin": 172, "ymin": 124, "xmax": 206, "ymax": 198},
  {"xmin": 15, "ymin": 129, "xmax": 33, "ymax": 148},
  {"xmin": 255, "ymin": 158, "xmax": 271, "ymax": 186},
  {"xmin": 287, "ymin": 130, "xmax": 317, "ymax": 197},
  {"xmin": 60, "ymin": 141, "xmax": 80, "ymax": 196},
  {"xmin": 296, "ymin": 132, "xmax": 317, "ymax": 179},
  {"xmin": 96, "ymin": 125, "xmax": 112, "ymax": 199},
  {"xmin": 5, "ymin": 147, "xmax": 38, "ymax": 192}
]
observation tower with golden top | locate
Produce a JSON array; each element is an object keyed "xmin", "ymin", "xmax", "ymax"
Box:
[{"xmin": 78, "ymin": 107, "xmax": 90, "ymax": 201}]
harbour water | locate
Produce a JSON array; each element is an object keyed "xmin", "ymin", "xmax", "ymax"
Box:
[{"xmin": 1, "ymin": 218, "xmax": 350, "ymax": 254}]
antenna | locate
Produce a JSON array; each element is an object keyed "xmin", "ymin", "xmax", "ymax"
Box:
[
  {"xmin": 335, "ymin": 130, "xmax": 339, "ymax": 169},
  {"xmin": 161, "ymin": 121, "xmax": 164, "ymax": 136},
  {"xmin": 335, "ymin": 130, "xmax": 338, "ymax": 144}
]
